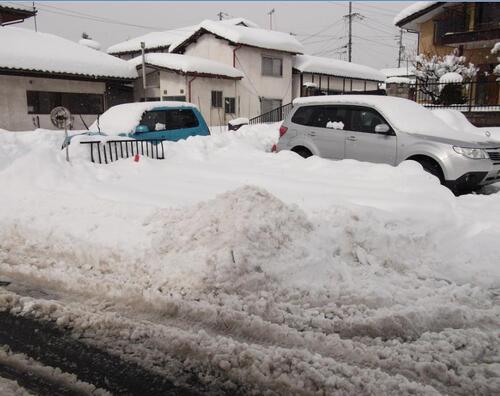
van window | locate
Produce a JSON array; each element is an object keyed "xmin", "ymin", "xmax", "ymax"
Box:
[
  {"xmin": 140, "ymin": 109, "xmax": 199, "ymax": 131},
  {"xmin": 291, "ymin": 105, "xmax": 349, "ymax": 129},
  {"xmin": 350, "ymin": 108, "xmax": 387, "ymax": 133}
]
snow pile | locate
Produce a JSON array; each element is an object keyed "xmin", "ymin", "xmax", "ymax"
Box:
[
  {"xmin": 1, "ymin": 124, "xmax": 500, "ymax": 394},
  {"xmin": 0, "ymin": 27, "xmax": 136, "ymax": 79},
  {"xmin": 432, "ymin": 109, "xmax": 500, "ymax": 140},
  {"xmin": 171, "ymin": 20, "xmax": 304, "ymax": 54},
  {"xmin": 439, "ymin": 71, "xmax": 463, "ymax": 84},
  {"xmin": 294, "ymin": 54, "xmax": 385, "ymax": 82},
  {"xmin": 380, "ymin": 67, "xmax": 415, "ymax": 78},
  {"xmin": 492, "ymin": 42, "xmax": 500, "ymax": 76},
  {"xmin": 228, "ymin": 117, "xmax": 248, "ymax": 126},
  {"xmin": 88, "ymin": 101, "xmax": 197, "ymax": 134},
  {"xmin": 78, "ymin": 37, "xmax": 101, "ymax": 50},
  {"xmin": 129, "ymin": 53, "xmax": 243, "ymax": 79}
]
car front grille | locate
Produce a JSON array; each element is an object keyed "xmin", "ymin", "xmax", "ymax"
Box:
[{"xmin": 487, "ymin": 150, "xmax": 500, "ymax": 161}]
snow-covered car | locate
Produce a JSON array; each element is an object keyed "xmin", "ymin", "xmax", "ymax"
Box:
[
  {"xmin": 63, "ymin": 101, "xmax": 210, "ymax": 147},
  {"xmin": 277, "ymin": 95, "xmax": 500, "ymax": 194},
  {"xmin": 432, "ymin": 108, "xmax": 499, "ymax": 140}
]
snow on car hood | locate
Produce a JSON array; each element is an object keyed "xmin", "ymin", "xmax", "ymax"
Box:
[
  {"xmin": 89, "ymin": 101, "xmax": 198, "ymax": 135},
  {"xmin": 293, "ymin": 95, "xmax": 496, "ymax": 144}
]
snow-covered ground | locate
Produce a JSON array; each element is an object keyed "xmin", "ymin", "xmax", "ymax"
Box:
[{"xmin": 0, "ymin": 125, "xmax": 499, "ymax": 394}]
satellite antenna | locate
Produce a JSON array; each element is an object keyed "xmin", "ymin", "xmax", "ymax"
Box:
[{"xmin": 50, "ymin": 106, "xmax": 71, "ymax": 162}]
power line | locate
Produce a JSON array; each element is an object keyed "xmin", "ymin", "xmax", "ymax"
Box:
[{"xmin": 344, "ymin": 1, "xmax": 364, "ymax": 62}]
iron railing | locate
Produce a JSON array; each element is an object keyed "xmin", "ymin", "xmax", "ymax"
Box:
[
  {"xmin": 414, "ymin": 80, "xmax": 500, "ymax": 111},
  {"xmin": 80, "ymin": 139, "xmax": 165, "ymax": 164},
  {"xmin": 249, "ymin": 102, "xmax": 293, "ymax": 125}
]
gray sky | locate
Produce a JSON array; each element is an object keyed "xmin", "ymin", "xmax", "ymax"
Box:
[{"xmin": 12, "ymin": 1, "xmax": 417, "ymax": 69}]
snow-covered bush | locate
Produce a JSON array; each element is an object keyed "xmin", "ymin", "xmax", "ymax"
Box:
[
  {"xmin": 492, "ymin": 42, "xmax": 500, "ymax": 77},
  {"xmin": 415, "ymin": 50, "xmax": 477, "ymax": 104}
]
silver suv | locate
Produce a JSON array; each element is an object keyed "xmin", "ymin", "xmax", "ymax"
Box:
[{"xmin": 277, "ymin": 95, "xmax": 500, "ymax": 194}]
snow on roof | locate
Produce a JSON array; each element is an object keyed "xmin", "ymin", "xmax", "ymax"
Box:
[
  {"xmin": 0, "ymin": 27, "xmax": 136, "ymax": 80},
  {"xmin": 89, "ymin": 101, "xmax": 197, "ymax": 134},
  {"xmin": 0, "ymin": 2, "xmax": 35, "ymax": 12},
  {"xmin": 292, "ymin": 95, "xmax": 489, "ymax": 140},
  {"xmin": 380, "ymin": 67, "xmax": 415, "ymax": 78},
  {"xmin": 79, "ymin": 38, "xmax": 101, "ymax": 51},
  {"xmin": 293, "ymin": 55, "xmax": 385, "ymax": 82},
  {"xmin": 107, "ymin": 25, "xmax": 197, "ymax": 55},
  {"xmin": 394, "ymin": 2, "xmax": 443, "ymax": 29},
  {"xmin": 171, "ymin": 20, "xmax": 304, "ymax": 54},
  {"xmin": 386, "ymin": 76, "xmax": 412, "ymax": 84},
  {"xmin": 107, "ymin": 18, "xmax": 261, "ymax": 55},
  {"xmin": 129, "ymin": 53, "xmax": 243, "ymax": 79}
]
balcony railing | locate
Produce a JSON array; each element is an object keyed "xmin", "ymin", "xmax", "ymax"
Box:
[{"xmin": 414, "ymin": 80, "xmax": 500, "ymax": 111}]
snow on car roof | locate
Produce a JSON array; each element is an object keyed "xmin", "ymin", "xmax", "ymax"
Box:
[
  {"xmin": 107, "ymin": 18, "xmax": 260, "ymax": 55},
  {"xmin": 293, "ymin": 55, "xmax": 385, "ymax": 82},
  {"xmin": 170, "ymin": 20, "xmax": 304, "ymax": 54},
  {"xmin": 129, "ymin": 53, "xmax": 243, "ymax": 79},
  {"xmin": 292, "ymin": 95, "xmax": 492, "ymax": 141},
  {"xmin": 0, "ymin": 27, "xmax": 136, "ymax": 80},
  {"xmin": 394, "ymin": 2, "xmax": 443, "ymax": 29},
  {"xmin": 89, "ymin": 101, "xmax": 197, "ymax": 135}
]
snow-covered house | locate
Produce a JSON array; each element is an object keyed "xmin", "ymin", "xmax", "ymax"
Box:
[
  {"xmin": 168, "ymin": 20, "xmax": 304, "ymax": 118},
  {"xmin": 0, "ymin": 2, "xmax": 36, "ymax": 26},
  {"xmin": 130, "ymin": 53, "xmax": 243, "ymax": 126},
  {"xmin": 0, "ymin": 27, "xmax": 137, "ymax": 131},
  {"xmin": 292, "ymin": 55, "xmax": 385, "ymax": 98}
]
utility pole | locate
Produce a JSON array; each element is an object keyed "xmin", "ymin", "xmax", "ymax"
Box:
[
  {"xmin": 32, "ymin": 1, "xmax": 37, "ymax": 32},
  {"xmin": 344, "ymin": 2, "xmax": 363, "ymax": 62},
  {"xmin": 217, "ymin": 11, "xmax": 228, "ymax": 21},
  {"xmin": 397, "ymin": 29, "xmax": 404, "ymax": 68},
  {"xmin": 268, "ymin": 8, "xmax": 275, "ymax": 30}
]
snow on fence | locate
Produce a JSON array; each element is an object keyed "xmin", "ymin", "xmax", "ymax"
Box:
[
  {"xmin": 249, "ymin": 102, "xmax": 294, "ymax": 125},
  {"xmin": 415, "ymin": 80, "xmax": 500, "ymax": 111},
  {"xmin": 80, "ymin": 139, "xmax": 165, "ymax": 164}
]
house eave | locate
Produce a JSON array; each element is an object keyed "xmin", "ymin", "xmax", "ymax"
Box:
[
  {"xmin": 136, "ymin": 63, "xmax": 243, "ymax": 80},
  {"xmin": 0, "ymin": 67, "xmax": 135, "ymax": 83}
]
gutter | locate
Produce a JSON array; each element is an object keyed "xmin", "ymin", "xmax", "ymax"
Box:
[
  {"xmin": 233, "ymin": 45, "xmax": 242, "ymax": 68},
  {"xmin": 187, "ymin": 76, "xmax": 197, "ymax": 102}
]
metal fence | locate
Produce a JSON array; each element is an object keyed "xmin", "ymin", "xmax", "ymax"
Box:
[
  {"xmin": 249, "ymin": 102, "xmax": 294, "ymax": 125},
  {"xmin": 80, "ymin": 139, "xmax": 165, "ymax": 164},
  {"xmin": 414, "ymin": 80, "xmax": 500, "ymax": 111}
]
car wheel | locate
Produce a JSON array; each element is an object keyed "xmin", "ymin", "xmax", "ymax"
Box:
[
  {"xmin": 292, "ymin": 147, "xmax": 312, "ymax": 158},
  {"xmin": 418, "ymin": 158, "xmax": 444, "ymax": 183}
]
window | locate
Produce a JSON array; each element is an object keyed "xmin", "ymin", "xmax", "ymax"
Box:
[
  {"xmin": 211, "ymin": 91, "xmax": 223, "ymax": 108},
  {"xmin": 224, "ymin": 97, "xmax": 236, "ymax": 114},
  {"xmin": 262, "ymin": 56, "xmax": 283, "ymax": 77},
  {"xmin": 139, "ymin": 109, "xmax": 199, "ymax": 131},
  {"xmin": 260, "ymin": 98, "xmax": 282, "ymax": 114},
  {"xmin": 27, "ymin": 91, "xmax": 104, "ymax": 114},
  {"xmin": 291, "ymin": 105, "xmax": 349, "ymax": 129},
  {"xmin": 350, "ymin": 107, "xmax": 388, "ymax": 133},
  {"xmin": 162, "ymin": 96, "xmax": 186, "ymax": 102}
]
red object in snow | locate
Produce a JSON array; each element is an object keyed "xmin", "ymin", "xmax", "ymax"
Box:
[
  {"xmin": 271, "ymin": 144, "xmax": 277, "ymax": 153},
  {"xmin": 134, "ymin": 154, "xmax": 140, "ymax": 162}
]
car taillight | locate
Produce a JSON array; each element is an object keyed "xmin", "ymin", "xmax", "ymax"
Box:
[{"xmin": 279, "ymin": 126, "xmax": 288, "ymax": 137}]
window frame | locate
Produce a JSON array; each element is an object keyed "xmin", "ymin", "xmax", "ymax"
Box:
[
  {"xmin": 261, "ymin": 56, "xmax": 283, "ymax": 77},
  {"xmin": 224, "ymin": 97, "xmax": 236, "ymax": 114},
  {"xmin": 347, "ymin": 105, "xmax": 394, "ymax": 135},
  {"xmin": 26, "ymin": 90, "xmax": 104, "ymax": 115},
  {"xmin": 211, "ymin": 91, "xmax": 223, "ymax": 108}
]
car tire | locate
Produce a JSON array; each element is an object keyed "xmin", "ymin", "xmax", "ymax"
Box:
[
  {"xmin": 292, "ymin": 147, "xmax": 312, "ymax": 158},
  {"xmin": 417, "ymin": 158, "xmax": 444, "ymax": 184}
]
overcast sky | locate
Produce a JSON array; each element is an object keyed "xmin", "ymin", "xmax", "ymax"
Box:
[{"xmin": 12, "ymin": 1, "xmax": 417, "ymax": 69}]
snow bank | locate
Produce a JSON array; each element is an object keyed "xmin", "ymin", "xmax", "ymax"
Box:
[
  {"xmin": 1, "ymin": 124, "xmax": 500, "ymax": 394},
  {"xmin": 294, "ymin": 54, "xmax": 385, "ymax": 82},
  {"xmin": 88, "ymin": 101, "xmax": 197, "ymax": 135},
  {"xmin": 78, "ymin": 37, "xmax": 101, "ymax": 50},
  {"xmin": 380, "ymin": 67, "xmax": 415, "ymax": 78},
  {"xmin": 0, "ymin": 27, "xmax": 136, "ymax": 79},
  {"xmin": 171, "ymin": 20, "xmax": 304, "ymax": 54},
  {"xmin": 129, "ymin": 53, "xmax": 243, "ymax": 79}
]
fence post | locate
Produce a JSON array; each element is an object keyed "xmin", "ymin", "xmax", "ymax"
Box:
[{"xmin": 468, "ymin": 81, "xmax": 473, "ymax": 113}]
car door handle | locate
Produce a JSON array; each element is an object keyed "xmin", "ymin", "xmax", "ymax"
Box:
[
  {"xmin": 346, "ymin": 136, "xmax": 357, "ymax": 141},
  {"xmin": 309, "ymin": 131, "xmax": 316, "ymax": 136}
]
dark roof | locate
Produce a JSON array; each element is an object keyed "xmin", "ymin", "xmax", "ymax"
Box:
[
  {"xmin": 0, "ymin": 4, "xmax": 37, "ymax": 26},
  {"xmin": 395, "ymin": 2, "xmax": 444, "ymax": 29}
]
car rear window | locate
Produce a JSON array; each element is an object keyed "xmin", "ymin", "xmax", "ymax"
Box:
[
  {"xmin": 141, "ymin": 109, "xmax": 199, "ymax": 131},
  {"xmin": 291, "ymin": 105, "xmax": 350, "ymax": 129}
]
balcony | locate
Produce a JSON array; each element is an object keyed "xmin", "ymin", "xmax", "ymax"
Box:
[{"xmin": 434, "ymin": 14, "xmax": 500, "ymax": 47}]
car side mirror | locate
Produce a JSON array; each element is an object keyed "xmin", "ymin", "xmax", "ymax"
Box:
[
  {"xmin": 135, "ymin": 124, "xmax": 149, "ymax": 133},
  {"xmin": 374, "ymin": 123, "xmax": 390, "ymax": 134}
]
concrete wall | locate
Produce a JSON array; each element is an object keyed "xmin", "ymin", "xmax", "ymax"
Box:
[{"xmin": 0, "ymin": 75, "xmax": 105, "ymax": 131}]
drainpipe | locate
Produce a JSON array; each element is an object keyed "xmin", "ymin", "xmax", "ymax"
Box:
[
  {"xmin": 233, "ymin": 45, "xmax": 242, "ymax": 68},
  {"xmin": 187, "ymin": 75, "xmax": 197, "ymax": 102},
  {"xmin": 141, "ymin": 42, "xmax": 147, "ymax": 95}
]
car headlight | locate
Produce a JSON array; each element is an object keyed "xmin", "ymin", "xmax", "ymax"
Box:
[{"xmin": 453, "ymin": 146, "xmax": 488, "ymax": 159}]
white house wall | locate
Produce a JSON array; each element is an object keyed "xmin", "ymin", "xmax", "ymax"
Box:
[{"xmin": 0, "ymin": 75, "xmax": 105, "ymax": 131}]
